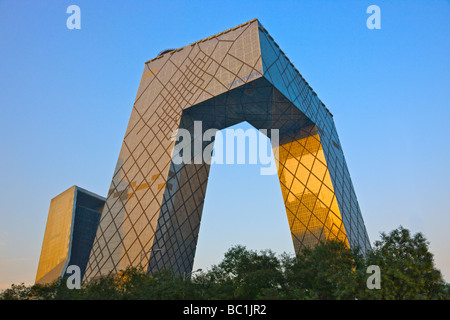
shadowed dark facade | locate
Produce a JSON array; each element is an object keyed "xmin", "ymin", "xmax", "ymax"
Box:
[{"xmin": 84, "ymin": 19, "xmax": 370, "ymax": 280}]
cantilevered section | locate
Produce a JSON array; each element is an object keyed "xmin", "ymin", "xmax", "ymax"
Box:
[{"xmin": 36, "ymin": 186, "xmax": 105, "ymax": 284}]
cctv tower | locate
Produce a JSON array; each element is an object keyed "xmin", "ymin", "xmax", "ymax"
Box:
[{"xmin": 84, "ymin": 19, "xmax": 370, "ymax": 280}]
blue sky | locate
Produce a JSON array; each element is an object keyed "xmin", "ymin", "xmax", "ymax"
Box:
[{"xmin": 0, "ymin": 0, "xmax": 449, "ymax": 288}]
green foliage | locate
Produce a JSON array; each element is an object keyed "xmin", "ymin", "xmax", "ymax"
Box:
[
  {"xmin": 1, "ymin": 226, "xmax": 448, "ymax": 300},
  {"xmin": 0, "ymin": 283, "xmax": 32, "ymax": 300},
  {"xmin": 366, "ymin": 226, "xmax": 448, "ymax": 300},
  {"xmin": 287, "ymin": 240, "xmax": 368, "ymax": 300},
  {"xmin": 206, "ymin": 245, "xmax": 286, "ymax": 299}
]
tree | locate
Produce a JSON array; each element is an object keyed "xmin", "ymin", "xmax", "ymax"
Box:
[
  {"xmin": 286, "ymin": 239, "xmax": 368, "ymax": 300},
  {"xmin": 0, "ymin": 283, "xmax": 32, "ymax": 300},
  {"xmin": 193, "ymin": 245, "xmax": 286, "ymax": 299},
  {"xmin": 1, "ymin": 226, "xmax": 448, "ymax": 300},
  {"xmin": 366, "ymin": 226, "xmax": 448, "ymax": 300}
]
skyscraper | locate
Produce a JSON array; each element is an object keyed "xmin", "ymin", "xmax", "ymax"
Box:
[
  {"xmin": 36, "ymin": 186, "xmax": 104, "ymax": 284},
  {"xmin": 84, "ymin": 19, "xmax": 370, "ymax": 280}
]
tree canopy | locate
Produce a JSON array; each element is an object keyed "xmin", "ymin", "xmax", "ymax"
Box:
[{"xmin": 1, "ymin": 226, "xmax": 448, "ymax": 300}]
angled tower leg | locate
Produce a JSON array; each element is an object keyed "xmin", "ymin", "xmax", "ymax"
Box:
[
  {"xmin": 258, "ymin": 21, "xmax": 371, "ymax": 253},
  {"xmin": 84, "ymin": 104, "xmax": 185, "ymax": 279},
  {"xmin": 147, "ymin": 113, "xmax": 214, "ymax": 276},
  {"xmin": 275, "ymin": 125, "xmax": 349, "ymax": 252},
  {"xmin": 85, "ymin": 19, "xmax": 265, "ymax": 281}
]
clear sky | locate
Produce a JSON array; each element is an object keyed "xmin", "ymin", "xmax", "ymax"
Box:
[{"xmin": 0, "ymin": 0, "xmax": 449, "ymax": 289}]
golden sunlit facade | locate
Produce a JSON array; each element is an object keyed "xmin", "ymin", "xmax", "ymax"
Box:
[
  {"xmin": 36, "ymin": 186, "xmax": 104, "ymax": 284},
  {"xmin": 84, "ymin": 19, "xmax": 370, "ymax": 281},
  {"xmin": 36, "ymin": 187, "xmax": 76, "ymax": 284},
  {"xmin": 276, "ymin": 125, "xmax": 349, "ymax": 250}
]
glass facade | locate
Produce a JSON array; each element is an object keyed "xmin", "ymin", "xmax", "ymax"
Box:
[
  {"xmin": 36, "ymin": 186, "xmax": 104, "ymax": 284},
  {"xmin": 84, "ymin": 19, "xmax": 370, "ymax": 280},
  {"xmin": 276, "ymin": 125, "xmax": 349, "ymax": 249},
  {"xmin": 258, "ymin": 21, "xmax": 371, "ymax": 252}
]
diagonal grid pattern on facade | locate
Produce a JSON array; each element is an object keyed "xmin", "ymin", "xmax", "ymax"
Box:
[{"xmin": 84, "ymin": 19, "xmax": 370, "ymax": 281}]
